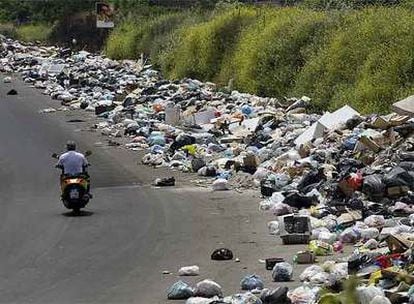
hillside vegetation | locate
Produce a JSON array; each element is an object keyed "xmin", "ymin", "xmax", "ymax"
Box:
[
  {"xmin": 105, "ymin": 6, "xmax": 414, "ymax": 113},
  {"xmin": 1, "ymin": 0, "xmax": 413, "ymax": 113}
]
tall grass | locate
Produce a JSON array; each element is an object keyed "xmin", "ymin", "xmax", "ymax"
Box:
[
  {"xmin": 294, "ymin": 8, "xmax": 414, "ymax": 113},
  {"xmin": 166, "ymin": 8, "xmax": 257, "ymax": 82},
  {"xmin": 0, "ymin": 23, "xmax": 17, "ymax": 38},
  {"xmin": 16, "ymin": 24, "xmax": 52, "ymax": 42},
  {"xmin": 105, "ymin": 20, "xmax": 144, "ymax": 59},
  {"xmin": 227, "ymin": 8, "xmax": 331, "ymax": 97},
  {"xmin": 105, "ymin": 6, "xmax": 414, "ymax": 114},
  {"xmin": 105, "ymin": 11, "xmax": 206, "ymax": 61}
]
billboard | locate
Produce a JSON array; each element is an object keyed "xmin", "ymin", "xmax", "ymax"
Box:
[{"xmin": 96, "ymin": 2, "xmax": 114, "ymax": 28}]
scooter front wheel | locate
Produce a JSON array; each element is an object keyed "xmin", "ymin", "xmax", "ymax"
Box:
[{"xmin": 72, "ymin": 208, "xmax": 81, "ymax": 215}]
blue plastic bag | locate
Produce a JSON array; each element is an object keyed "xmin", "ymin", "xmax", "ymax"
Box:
[
  {"xmin": 167, "ymin": 281, "xmax": 194, "ymax": 300},
  {"xmin": 241, "ymin": 274, "xmax": 264, "ymax": 291}
]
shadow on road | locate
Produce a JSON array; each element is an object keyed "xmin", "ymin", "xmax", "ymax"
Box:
[{"xmin": 62, "ymin": 210, "xmax": 94, "ymax": 217}]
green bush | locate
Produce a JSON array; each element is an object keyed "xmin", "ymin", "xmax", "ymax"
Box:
[
  {"xmin": 150, "ymin": 11, "xmax": 209, "ymax": 72},
  {"xmin": 227, "ymin": 8, "xmax": 331, "ymax": 97},
  {"xmin": 294, "ymin": 8, "xmax": 414, "ymax": 113},
  {"xmin": 165, "ymin": 8, "xmax": 257, "ymax": 82},
  {"xmin": 105, "ymin": 11, "xmax": 206, "ymax": 61},
  {"xmin": 105, "ymin": 20, "xmax": 144, "ymax": 59},
  {"xmin": 0, "ymin": 23, "xmax": 17, "ymax": 38},
  {"xmin": 105, "ymin": 6, "xmax": 414, "ymax": 114},
  {"xmin": 138, "ymin": 12, "xmax": 201, "ymax": 61},
  {"xmin": 16, "ymin": 23, "xmax": 52, "ymax": 42}
]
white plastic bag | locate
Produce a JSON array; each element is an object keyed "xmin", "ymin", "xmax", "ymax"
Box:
[
  {"xmin": 288, "ymin": 285, "xmax": 318, "ymax": 304},
  {"xmin": 268, "ymin": 221, "xmax": 280, "ymax": 235},
  {"xmin": 360, "ymin": 228, "xmax": 380, "ymax": 240},
  {"xmin": 270, "ymin": 202, "xmax": 292, "ymax": 216},
  {"xmin": 272, "ymin": 173, "xmax": 290, "ymax": 190},
  {"xmin": 195, "ymin": 279, "xmax": 223, "ymax": 298},
  {"xmin": 185, "ymin": 297, "xmax": 219, "ymax": 304},
  {"xmin": 270, "ymin": 192, "xmax": 285, "ymax": 204},
  {"xmin": 364, "ymin": 215, "xmax": 385, "ymax": 228},
  {"xmin": 212, "ymin": 179, "xmax": 230, "ymax": 191},
  {"xmin": 357, "ymin": 286, "xmax": 384, "ymax": 304},
  {"xmin": 259, "ymin": 199, "xmax": 274, "ymax": 212},
  {"xmin": 311, "ymin": 227, "xmax": 330, "ymax": 240},
  {"xmin": 306, "ymin": 189, "xmax": 325, "ymax": 204},
  {"xmin": 224, "ymin": 292, "xmax": 262, "ymax": 304},
  {"xmin": 340, "ymin": 227, "xmax": 361, "ymax": 243},
  {"xmin": 309, "ymin": 271, "xmax": 329, "ymax": 285},
  {"xmin": 253, "ymin": 167, "xmax": 271, "ymax": 181},
  {"xmin": 299, "ymin": 265, "xmax": 324, "ymax": 282},
  {"xmin": 330, "ymin": 263, "xmax": 348, "ymax": 280},
  {"xmin": 363, "ymin": 238, "xmax": 379, "ymax": 249},
  {"xmin": 321, "ymin": 215, "xmax": 338, "ymax": 231},
  {"xmin": 179, "ymin": 265, "xmax": 200, "ymax": 276},
  {"xmin": 318, "ymin": 231, "xmax": 337, "ymax": 244},
  {"xmin": 370, "ymin": 295, "xmax": 392, "ymax": 304}
]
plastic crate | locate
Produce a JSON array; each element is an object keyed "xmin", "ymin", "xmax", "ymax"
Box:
[
  {"xmin": 260, "ymin": 180, "xmax": 276, "ymax": 197},
  {"xmin": 281, "ymin": 234, "xmax": 310, "ymax": 245},
  {"xmin": 279, "ymin": 214, "xmax": 311, "ymax": 245},
  {"xmin": 265, "ymin": 257, "xmax": 285, "ymax": 270}
]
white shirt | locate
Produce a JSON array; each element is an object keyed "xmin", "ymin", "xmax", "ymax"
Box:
[{"xmin": 57, "ymin": 151, "xmax": 88, "ymax": 175}]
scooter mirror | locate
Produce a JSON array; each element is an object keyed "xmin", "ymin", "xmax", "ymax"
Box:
[{"xmin": 85, "ymin": 150, "xmax": 92, "ymax": 157}]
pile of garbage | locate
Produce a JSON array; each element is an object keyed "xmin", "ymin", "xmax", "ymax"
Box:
[{"xmin": 4, "ymin": 35, "xmax": 414, "ymax": 303}]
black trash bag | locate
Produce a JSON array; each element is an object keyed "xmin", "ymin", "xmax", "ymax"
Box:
[
  {"xmin": 337, "ymin": 158, "xmax": 364, "ymax": 175},
  {"xmin": 261, "ymin": 287, "xmax": 291, "ymax": 304},
  {"xmin": 169, "ymin": 134, "xmax": 196, "ymax": 153},
  {"xmin": 346, "ymin": 115, "xmax": 364, "ymax": 130},
  {"xmin": 124, "ymin": 125, "xmax": 139, "ymax": 136},
  {"xmin": 192, "ymin": 158, "xmax": 206, "ymax": 172},
  {"xmin": 399, "ymin": 161, "xmax": 414, "ymax": 172},
  {"xmin": 283, "ymin": 191, "xmax": 317, "ymax": 209},
  {"xmin": 311, "ymin": 151, "xmax": 327, "ymax": 163},
  {"xmin": 205, "ymin": 166, "xmax": 217, "ymax": 177},
  {"xmin": 399, "ymin": 152, "xmax": 414, "ymax": 162},
  {"xmin": 347, "ymin": 196, "xmax": 365, "ymax": 210},
  {"xmin": 7, "ymin": 89, "xmax": 17, "ymax": 95},
  {"xmin": 141, "ymin": 86, "xmax": 157, "ymax": 95},
  {"xmin": 80, "ymin": 101, "xmax": 88, "ymax": 110},
  {"xmin": 384, "ymin": 167, "xmax": 414, "ymax": 189},
  {"xmin": 347, "ymin": 253, "xmax": 378, "ymax": 274},
  {"xmin": 122, "ymin": 96, "xmax": 136, "ymax": 107},
  {"xmin": 211, "ymin": 248, "xmax": 233, "ymax": 261},
  {"xmin": 242, "ymin": 165, "xmax": 257, "ymax": 175},
  {"xmin": 261, "ymin": 179, "xmax": 277, "ymax": 197},
  {"xmin": 300, "ymin": 182, "xmax": 323, "ymax": 196},
  {"xmin": 364, "ymin": 202, "xmax": 392, "ymax": 218},
  {"xmin": 362, "ymin": 174, "xmax": 386, "ymax": 200},
  {"xmin": 394, "ymin": 122, "xmax": 414, "ymax": 137},
  {"xmin": 59, "ymin": 48, "xmax": 72, "ymax": 58},
  {"xmin": 154, "ymin": 177, "xmax": 175, "ymax": 187},
  {"xmin": 297, "ymin": 168, "xmax": 325, "ymax": 193},
  {"xmin": 400, "ymin": 192, "xmax": 414, "ymax": 205},
  {"xmin": 95, "ymin": 104, "xmax": 115, "ymax": 115}
]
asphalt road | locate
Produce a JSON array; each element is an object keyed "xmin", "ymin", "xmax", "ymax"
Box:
[
  {"xmin": 0, "ymin": 77, "xmax": 284, "ymax": 304},
  {"xmin": 0, "ymin": 76, "xmax": 347, "ymax": 303}
]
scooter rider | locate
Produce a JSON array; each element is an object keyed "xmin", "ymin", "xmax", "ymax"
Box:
[{"xmin": 56, "ymin": 141, "xmax": 91, "ymax": 196}]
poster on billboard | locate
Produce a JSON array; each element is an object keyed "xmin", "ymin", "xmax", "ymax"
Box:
[{"xmin": 96, "ymin": 2, "xmax": 114, "ymax": 28}]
